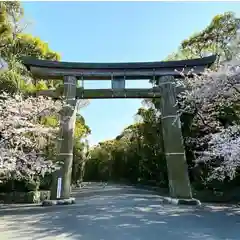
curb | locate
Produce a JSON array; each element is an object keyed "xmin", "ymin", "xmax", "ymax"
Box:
[
  {"xmin": 41, "ymin": 197, "xmax": 76, "ymax": 206},
  {"xmin": 162, "ymin": 197, "xmax": 201, "ymax": 206}
]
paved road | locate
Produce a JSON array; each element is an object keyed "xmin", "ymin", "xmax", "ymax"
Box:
[{"xmin": 0, "ymin": 183, "xmax": 239, "ymax": 240}]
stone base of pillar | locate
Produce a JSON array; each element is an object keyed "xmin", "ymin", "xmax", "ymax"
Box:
[
  {"xmin": 162, "ymin": 197, "xmax": 201, "ymax": 206},
  {"xmin": 41, "ymin": 197, "xmax": 75, "ymax": 207}
]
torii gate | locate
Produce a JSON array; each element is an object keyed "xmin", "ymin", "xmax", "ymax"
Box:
[{"xmin": 22, "ymin": 55, "xmax": 216, "ymax": 203}]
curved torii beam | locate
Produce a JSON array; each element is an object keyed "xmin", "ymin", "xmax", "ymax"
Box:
[{"xmin": 22, "ymin": 55, "xmax": 216, "ymax": 80}]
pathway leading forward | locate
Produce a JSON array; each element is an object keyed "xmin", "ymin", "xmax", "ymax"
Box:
[{"xmin": 0, "ymin": 183, "xmax": 239, "ymax": 240}]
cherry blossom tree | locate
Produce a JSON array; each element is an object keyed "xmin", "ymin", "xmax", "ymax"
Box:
[
  {"xmin": 0, "ymin": 92, "xmax": 62, "ymax": 183},
  {"xmin": 177, "ymin": 59, "xmax": 240, "ymax": 181}
]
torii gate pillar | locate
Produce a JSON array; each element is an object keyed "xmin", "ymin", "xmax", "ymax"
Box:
[
  {"xmin": 51, "ymin": 76, "xmax": 77, "ymax": 200},
  {"xmin": 159, "ymin": 76, "xmax": 192, "ymax": 199}
]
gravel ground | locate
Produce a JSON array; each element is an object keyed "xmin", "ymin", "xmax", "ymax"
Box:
[{"xmin": 0, "ymin": 183, "xmax": 239, "ymax": 240}]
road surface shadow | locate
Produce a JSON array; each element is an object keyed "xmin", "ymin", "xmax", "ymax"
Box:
[{"xmin": 0, "ymin": 184, "xmax": 239, "ymax": 240}]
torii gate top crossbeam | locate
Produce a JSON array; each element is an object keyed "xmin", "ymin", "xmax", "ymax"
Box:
[{"xmin": 22, "ymin": 55, "xmax": 216, "ymax": 80}]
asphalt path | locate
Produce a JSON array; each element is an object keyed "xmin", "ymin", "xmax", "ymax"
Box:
[{"xmin": 0, "ymin": 183, "xmax": 239, "ymax": 240}]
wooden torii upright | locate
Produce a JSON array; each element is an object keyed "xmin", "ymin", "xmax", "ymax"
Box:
[{"xmin": 22, "ymin": 55, "xmax": 216, "ymax": 202}]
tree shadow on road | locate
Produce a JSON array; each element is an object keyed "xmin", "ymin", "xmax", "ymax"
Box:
[{"xmin": 0, "ymin": 185, "xmax": 240, "ymax": 240}]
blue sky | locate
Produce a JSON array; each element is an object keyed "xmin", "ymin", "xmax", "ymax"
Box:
[{"xmin": 22, "ymin": 1, "xmax": 240, "ymax": 146}]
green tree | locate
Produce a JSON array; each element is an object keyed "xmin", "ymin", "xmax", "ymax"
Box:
[
  {"xmin": 167, "ymin": 12, "xmax": 240, "ymax": 62},
  {"xmin": 71, "ymin": 114, "xmax": 91, "ymax": 185},
  {"xmin": 0, "ymin": 1, "xmax": 24, "ymax": 50}
]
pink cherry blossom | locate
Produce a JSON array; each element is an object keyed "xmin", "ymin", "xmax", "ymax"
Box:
[
  {"xmin": 0, "ymin": 92, "xmax": 62, "ymax": 181},
  {"xmin": 177, "ymin": 60, "xmax": 240, "ymax": 181}
]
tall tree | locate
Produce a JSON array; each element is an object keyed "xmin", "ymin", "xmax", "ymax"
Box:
[{"xmin": 167, "ymin": 12, "xmax": 240, "ymax": 62}]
